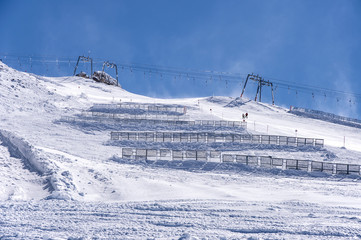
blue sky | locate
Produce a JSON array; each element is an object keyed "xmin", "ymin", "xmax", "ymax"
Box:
[{"xmin": 1, "ymin": 0, "xmax": 361, "ymax": 118}]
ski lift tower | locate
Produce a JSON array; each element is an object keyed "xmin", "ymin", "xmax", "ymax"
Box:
[
  {"xmin": 240, "ymin": 73, "xmax": 275, "ymax": 105},
  {"xmin": 73, "ymin": 56, "xmax": 93, "ymax": 78},
  {"xmin": 102, "ymin": 61, "xmax": 119, "ymax": 86}
]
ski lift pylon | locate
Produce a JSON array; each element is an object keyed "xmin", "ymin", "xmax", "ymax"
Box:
[
  {"xmin": 73, "ymin": 56, "xmax": 93, "ymax": 78},
  {"xmin": 102, "ymin": 61, "xmax": 119, "ymax": 86}
]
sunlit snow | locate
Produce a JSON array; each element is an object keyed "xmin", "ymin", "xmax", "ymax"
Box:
[{"xmin": 0, "ymin": 61, "xmax": 360, "ymax": 239}]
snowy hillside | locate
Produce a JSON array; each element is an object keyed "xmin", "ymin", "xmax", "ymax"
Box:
[{"xmin": 0, "ymin": 61, "xmax": 361, "ymax": 239}]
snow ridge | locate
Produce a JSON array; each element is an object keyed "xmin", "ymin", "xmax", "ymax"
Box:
[
  {"xmin": 0, "ymin": 130, "xmax": 48, "ymax": 174},
  {"xmin": 0, "ymin": 129, "xmax": 74, "ymax": 200}
]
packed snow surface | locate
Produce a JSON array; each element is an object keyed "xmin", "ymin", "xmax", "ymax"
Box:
[{"xmin": 0, "ymin": 61, "xmax": 361, "ymax": 239}]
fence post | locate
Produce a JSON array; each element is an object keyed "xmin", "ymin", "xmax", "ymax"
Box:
[
  {"xmin": 132, "ymin": 148, "xmax": 136, "ymax": 159},
  {"xmin": 156, "ymin": 149, "xmax": 160, "ymax": 161},
  {"xmin": 321, "ymin": 162, "xmax": 323, "ymax": 172},
  {"xmin": 307, "ymin": 161, "xmax": 311, "ymax": 172}
]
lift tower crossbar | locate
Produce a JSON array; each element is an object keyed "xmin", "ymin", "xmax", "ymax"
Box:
[{"xmin": 240, "ymin": 73, "xmax": 275, "ymax": 105}]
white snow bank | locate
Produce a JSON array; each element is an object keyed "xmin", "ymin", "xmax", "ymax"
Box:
[
  {"xmin": 0, "ymin": 130, "xmax": 48, "ymax": 174},
  {"xmin": 0, "ymin": 129, "xmax": 73, "ymax": 200}
]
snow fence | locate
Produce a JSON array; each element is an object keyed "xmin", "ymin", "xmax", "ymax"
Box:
[
  {"xmin": 119, "ymin": 147, "xmax": 360, "ymax": 176},
  {"xmin": 290, "ymin": 106, "xmax": 361, "ymax": 129},
  {"xmin": 84, "ymin": 111, "xmax": 189, "ymax": 121},
  {"xmin": 92, "ymin": 103, "xmax": 187, "ymax": 114},
  {"xmin": 110, "ymin": 131, "xmax": 324, "ymax": 147},
  {"xmin": 65, "ymin": 114, "xmax": 248, "ymax": 128}
]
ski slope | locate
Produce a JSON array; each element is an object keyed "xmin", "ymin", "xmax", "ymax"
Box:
[{"xmin": 0, "ymin": 61, "xmax": 361, "ymax": 239}]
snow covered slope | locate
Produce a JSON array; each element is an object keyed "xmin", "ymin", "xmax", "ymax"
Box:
[{"xmin": 0, "ymin": 61, "xmax": 361, "ymax": 239}]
